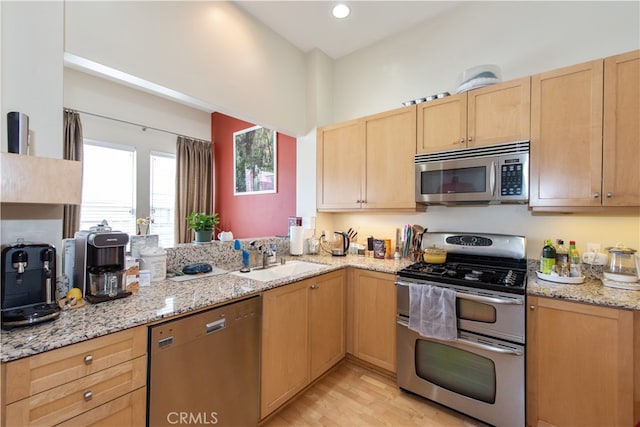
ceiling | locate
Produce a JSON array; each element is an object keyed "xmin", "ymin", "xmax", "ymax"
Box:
[{"xmin": 233, "ymin": 1, "xmax": 462, "ymax": 59}]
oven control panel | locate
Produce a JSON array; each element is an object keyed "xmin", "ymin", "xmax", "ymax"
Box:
[{"xmin": 445, "ymin": 235, "xmax": 493, "ymax": 247}]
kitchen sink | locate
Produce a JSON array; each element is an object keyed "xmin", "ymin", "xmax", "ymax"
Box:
[{"xmin": 229, "ymin": 260, "xmax": 331, "ymax": 282}]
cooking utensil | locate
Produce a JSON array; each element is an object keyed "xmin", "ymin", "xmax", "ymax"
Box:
[{"xmin": 423, "ymin": 245, "xmax": 447, "ymax": 264}]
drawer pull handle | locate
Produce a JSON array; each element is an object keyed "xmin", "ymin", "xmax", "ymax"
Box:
[
  {"xmin": 83, "ymin": 391, "xmax": 93, "ymax": 401},
  {"xmin": 83, "ymin": 355, "xmax": 93, "ymax": 365}
]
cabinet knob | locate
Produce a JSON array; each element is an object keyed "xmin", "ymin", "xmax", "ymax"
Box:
[
  {"xmin": 529, "ymin": 305, "xmax": 535, "ymax": 311},
  {"xmin": 83, "ymin": 354, "xmax": 93, "ymax": 365},
  {"xmin": 592, "ymin": 192, "xmax": 600, "ymax": 199},
  {"xmin": 310, "ymin": 284, "xmax": 319, "ymax": 289},
  {"xmin": 468, "ymin": 136, "xmax": 473, "ymax": 142},
  {"xmin": 606, "ymin": 192, "xmax": 613, "ymax": 198},
  {"xmin": 459, "ymin": 138, "xmax": 465, "ymax": 144},
  {"xmin": 83, "ymin": 390, "xmax": 93, "ymax": 401}
]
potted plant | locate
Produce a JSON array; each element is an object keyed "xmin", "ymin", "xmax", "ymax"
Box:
[{"xmin": 186, "ymin": 211, "xmax": 220, "ymax": 243}]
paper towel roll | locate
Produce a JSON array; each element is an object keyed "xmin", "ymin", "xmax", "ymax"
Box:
[{"xmin": 290, "ymin": 226, "xmax": 304, "ymax": 255}]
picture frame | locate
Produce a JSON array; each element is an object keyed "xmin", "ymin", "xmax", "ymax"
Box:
[{"xmin": 233, "ymin": 125, "xmax": 277, "ymax": 195}]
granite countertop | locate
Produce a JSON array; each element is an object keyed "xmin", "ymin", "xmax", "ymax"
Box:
[
  {"xmin": 0, "ymin": 254, "xmax": 410, "ymax": 363},
  {"xmin": 2, "ymin": 254, "xmax": 638, "ymax": 363},
  {"xmin": 527, "ymin": 274, "xmax": 640, "ymax": 311}
]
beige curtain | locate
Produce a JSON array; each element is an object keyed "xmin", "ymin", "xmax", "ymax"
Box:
[
  {"xmin": 175, "ymin": 136, "xmax": 214, "ymax": 243},
  {"xmin": 62, "ymin": 110, "xmax": 83, "ymax": 238}
]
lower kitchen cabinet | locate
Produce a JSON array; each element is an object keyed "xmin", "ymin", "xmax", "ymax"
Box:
[
  {"xmin": 1, "ymin": 326, "xmax": 147, "ymax": 426},
  {"xmin": 261, "ymin": 270, "xmax": 345, "ymax": 419},
  {"xmin": 349, "ymin": 268, "xmax": 397, "ymax": 373},
  {"xmin": 527, "ymin": 296, "xmax": 635, "ymax": 427}
]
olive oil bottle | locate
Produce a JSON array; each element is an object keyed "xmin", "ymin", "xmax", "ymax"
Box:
[{"xmin": 541, "ymin": 239, "xmax": 556, "ymax": 274}]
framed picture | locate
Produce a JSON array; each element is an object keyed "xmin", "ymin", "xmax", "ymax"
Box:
[{"xmin": 233, "ymin": 126, "xmax": 277, "ymax": 195}]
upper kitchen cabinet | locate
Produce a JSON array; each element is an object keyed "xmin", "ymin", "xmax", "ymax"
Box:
[
  {"xmin": 0, "ymin": 153, "xmax": 82, "ymax": 204},
  {"xmin": 317, "ymin": 105, "xmax": 416, "ymax": 211},
  {"xmin": 417, "ymin": 77, "xmax": 531, "ymax": 154},
  {"xmin": 603, "ymin": 50, "xmax": 640, "ymax": 207},
  {"xmin": 529, "ymin": 50, "xmax": 640, "ymax": 210}
]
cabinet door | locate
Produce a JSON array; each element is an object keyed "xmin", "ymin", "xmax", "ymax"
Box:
[
  {"xmin": 4, "ymin": 326, "xmax": 147, "ymax": 404},
  {"xmin": 603, "ymin": 49, "xmax": 640, "ymax": 206},
  {"xmin": 261, "ymin": 281, "xmax": 310, "ymax": 418},
  {"xmin": 309, "ymin": 270, "xmax": 346, "ymax": 381},
  {"xmin": 351, "ymin": 269, "xmax": 397, "ymax": 373},
  {"xmin": 5, "ymin": 356, "xmax": 146, "ymax": 426},
  {"xmin": 56, "ymin": 387, "xmax": 146, "ymax": 427},
  {"xmin": 468, "ymin": 77, "xmax": 531, "ymax": 148},
  {"xmin": 363, "ymin": 105, "xmax": 416, "ymax": 209},
  {"xmin": 530, "ymin": 60, "xmax": 604, "ymax": 207},
  {"xmin": 526, "ymin": 296, "xmax": 634, "ymax": 427},
  {"xmin": 317, "ymin": 120, "xmax": 364, "ymax": 210},
  {"xmin": 417, "ymin": 93, "xmax": 467, "ymax": 153}
]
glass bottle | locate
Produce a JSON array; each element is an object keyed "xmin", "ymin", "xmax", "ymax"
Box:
[
  {"xmin": 556, "ymin": 240, "xmax": 569, "ymax": 276},
  {"xmin": 569, "ymin": 240, "xmax": 582, "ymax": 277},
  {"xmin": 541, "ymin": 239, "xmax": 556, "ymax": 274}
]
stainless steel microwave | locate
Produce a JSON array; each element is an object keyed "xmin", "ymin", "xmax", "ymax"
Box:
[{"xmin": 415, "ymin": 141, "xmax": 529, "ymax": 205}]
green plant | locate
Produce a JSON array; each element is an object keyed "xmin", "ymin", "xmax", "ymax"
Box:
[{"xmin": 186, "ymin": 211, "xmax": 220, "ymax": 232}]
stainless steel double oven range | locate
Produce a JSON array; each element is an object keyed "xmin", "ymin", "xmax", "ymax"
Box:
[{"xmin": 396, "ymin": 232, "xmax": 527, "ymax": 426}]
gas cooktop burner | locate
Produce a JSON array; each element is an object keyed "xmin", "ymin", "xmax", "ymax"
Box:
[{"xmin": 399, "ymin": 259, "xmax": 527, "ymax": 294}]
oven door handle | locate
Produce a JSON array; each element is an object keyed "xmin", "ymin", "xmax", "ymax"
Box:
[
  {"xmin": 456, "ymin": 291, "xmax": 523, "ymax": 306},
  {"xmin": 395, "ymin": 280, "xmax": 523, "ymax": 305},
  {"xmin": 396, "ymin": 319, "xmax": 523, "ymax": 356}
]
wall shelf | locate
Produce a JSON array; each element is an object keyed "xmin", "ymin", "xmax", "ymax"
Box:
[{"xmin": 1, "ymin": 153, "xmax": 82, "ymax": 204}]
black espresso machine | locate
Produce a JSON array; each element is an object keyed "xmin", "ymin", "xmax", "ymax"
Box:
[
  {"xmin": 74, "ymin": 223, "xmax": 130, "ymax": 304},
  {"xmin": 1, "ymin": 240, "xmax": 60, "ymax": 329}
]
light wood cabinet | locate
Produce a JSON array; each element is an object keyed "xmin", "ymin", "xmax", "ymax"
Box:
[
  {"xmin": 261, "ymin": 270, "xmax": 345, "ymax": 419},
  {"xmin": 349, "ymin": 269, "xmax": 397, "ymax": 373},
  {"xmin": 0, "ymin": 153, "xmax": 82, "ymax": 204},
  {"xmin": 1, "ymin": 326, "xmax": 147, "ymax": 426},
  {"xmin": 417, "ymin": 77, "xmax": 530, "ymax": 153},
  {"xmin": 526, "ymin": 296, "xmax": 635, "ymax": 427},
  {"xmin": 530, "ymin": 49, "xmax": 639, "ymax": 209},
  {"xmin": 309, "ymin": 270, "xmax": 346, "ymax": 381},
  {"xmin": 317, "ymin": 105, "xmax": 416, "ymax": 211},
  {"xmin": 603, "ymin": 49, "xmax": 640, "ymax": 207}
]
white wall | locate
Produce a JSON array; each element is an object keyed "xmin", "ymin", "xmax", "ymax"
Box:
[
  {"xmin": 310, "ymin": 1, "xmax": 640, "ymax": 258},
  {"xmin": 63, "ymin": 69, "xmax": 212, "ymax": 221},
  {"xmin": 64, "ymin": 0, "xmax": 308, "ymax": 136},
  {"xmin": 332, "ymin": 1, "xmax": 640, "ymax": 121},
  {"xmin": 1, "ymin": 1, "xmax": 64, "ymax": 251}
]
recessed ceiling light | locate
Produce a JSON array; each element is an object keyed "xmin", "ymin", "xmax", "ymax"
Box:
[{"xmin": 332, "ymin": 4, "xmax": 350, "ymax": 19}]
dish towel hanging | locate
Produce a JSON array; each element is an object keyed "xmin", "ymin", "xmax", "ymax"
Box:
[{"xmin": 408, "ymin": 284, "xmax": 457, "ymax": 341}]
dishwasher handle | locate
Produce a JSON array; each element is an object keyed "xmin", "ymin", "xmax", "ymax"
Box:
[{"xmin": 206, "ymin": 318, "xmax": 226, "ymax": 334}]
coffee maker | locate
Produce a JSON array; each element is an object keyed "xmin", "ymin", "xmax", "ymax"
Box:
[
  {"xmin": 1, "ymin": 240, "xmax": 60, "ymax": 329},
  {"xmin": 74, "ymin": 222, "xmax": 130, "ymax": 304}
]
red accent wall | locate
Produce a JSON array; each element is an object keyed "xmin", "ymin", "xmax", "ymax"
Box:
[{"xmin": 212, "ymin": 112, "xmax": 296, "ymax": 239}]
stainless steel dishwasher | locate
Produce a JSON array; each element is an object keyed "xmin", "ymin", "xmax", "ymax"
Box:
[{"xmin": 148, "ymin": 295, "xmax": 261, "ymax": 427}]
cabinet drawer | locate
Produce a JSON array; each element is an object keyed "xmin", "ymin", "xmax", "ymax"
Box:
[
  {"xmin": 57, "ymin": 387, "xmax": 146, "ymax": 427},
  {"xmin": 5, "ymin": 356, "xmax": 146, "ymax": 426},
  {"xmin": 3, "ymin": 326, "xmax": 146, "ymax": 403}
]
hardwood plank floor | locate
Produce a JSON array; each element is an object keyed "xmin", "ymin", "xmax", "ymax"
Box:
[{"xmin": 262, "ymin": 360, "xmax": 488, "ymax": 427}]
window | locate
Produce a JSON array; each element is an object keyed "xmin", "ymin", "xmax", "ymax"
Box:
[
  {"xmin": 150, "ymin": 152, "xmax": 176, "ymax": 248},
  {"xmin": 79, "ymin": 140, "xmax": 136, "ymax": 234}
]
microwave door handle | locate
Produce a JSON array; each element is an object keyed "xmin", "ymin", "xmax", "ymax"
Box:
[{"xmin": 489, "ymin": 161, "xmax": 496, "ymax": 196}]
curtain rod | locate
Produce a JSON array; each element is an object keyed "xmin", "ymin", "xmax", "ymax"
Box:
[{"xmin": 65, "ymin": 108, "xmax": 211, "ymax": 144}]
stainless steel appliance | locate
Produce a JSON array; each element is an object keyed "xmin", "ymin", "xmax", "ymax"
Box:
[
  {"xmin": 396, "ymin": 231, "xmax": 527, "ymax": 426},
  {"xmin": 1, "ymin": 240, "xmax": 60, "ymax": 329},
  {"xmin": 148, "ymin": 295, "xmax": 261, "ymax": 427},
  {"xmin": 415, "ymin": 141, "xmax": 529, "ymax": 205},
  {"xmin": 74, "ymin": 223, "xmax": 130, "ymax": 304}
]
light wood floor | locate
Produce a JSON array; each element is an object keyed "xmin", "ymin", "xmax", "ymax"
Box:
[{"xmin": 262, "ymin": 359, "xmax": 488, "ymax": 427}]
